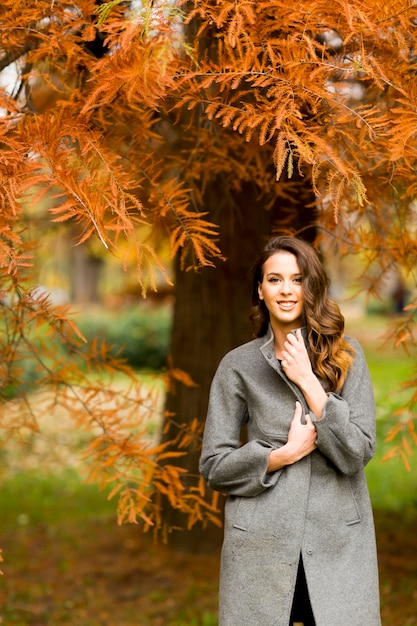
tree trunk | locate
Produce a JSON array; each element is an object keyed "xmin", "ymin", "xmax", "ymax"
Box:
[
  {"xmin": 161, "ymin": 173, "xmax": 315, "ymax": 553},
  {"xmin": 159, "ymin": 7, "xmax": 317, "ymax": 554},
  {"xmin": 69, "ymin": 242, "xmax": 103, "ymax": 305}
]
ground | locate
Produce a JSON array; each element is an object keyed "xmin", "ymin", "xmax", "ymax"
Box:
[
  {"xmin": 0, "ymin": 511, "xmax": 219, "ymax": 625},
  {"xmin": 0, "ymin": 507, "xmax": 416, "ymax": 625}
]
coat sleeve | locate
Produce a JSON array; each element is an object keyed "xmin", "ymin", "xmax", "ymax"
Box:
[
  {"xmin": 199, "ymin": 354, "xmax": 281, "ymax": 497},
  {"xmin": 313, "ymin": 338, "xmax": 376, "ymax": 476}
]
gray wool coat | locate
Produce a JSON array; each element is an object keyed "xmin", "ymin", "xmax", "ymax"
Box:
[{"xmin": 200, "ymin": 328, "xmax": 381, "ymax": 626}]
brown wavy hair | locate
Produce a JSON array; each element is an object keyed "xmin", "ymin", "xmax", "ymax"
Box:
[{"xmin": 250, "ymin": 236, "xmax": 354, "ymax": 392}]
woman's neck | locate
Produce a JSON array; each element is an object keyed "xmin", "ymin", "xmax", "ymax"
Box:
[{"xmin": 271, "ymin": 323, "xmax": 301, "ymax": 359}]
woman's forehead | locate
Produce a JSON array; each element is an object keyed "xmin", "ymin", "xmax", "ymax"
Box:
[{"xmin": 263, "ymin": 250, "xmax": 300, "ymax": 274}]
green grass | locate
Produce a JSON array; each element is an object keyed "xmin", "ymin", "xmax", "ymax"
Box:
[
  {"xmin": 363, "ymin": 341, "xmax": 417, "ymax": 512},
  {"xmin": 0, "ymin": 468, "xmax": 116, "ymax": 532},
  {"xmin": 1, "ymin": 346, "xmax": 414, "ymax": 523},
  {"xmin": 171, "ymin": 611, "xmax": 218, "ymax": 625},
  {"xmin": 344, "ymin": 313, "xmax": 417, "ymax": 511},
  {"xmin": 0, "ymin": 318, "xmax": 416, "ymax": 519}
]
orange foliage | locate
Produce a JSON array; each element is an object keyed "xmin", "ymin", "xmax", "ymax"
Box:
[{"xmin": 0, "ymin": 0, "xmax": 416, "ymax": 534}]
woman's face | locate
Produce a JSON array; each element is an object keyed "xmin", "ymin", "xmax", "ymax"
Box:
[{"xmin": 257, "ymin": 251, "xmax": 305, "ymax": 330}]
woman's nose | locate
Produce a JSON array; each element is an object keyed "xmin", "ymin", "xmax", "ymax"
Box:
[{"xmin": 279, "ymin": 279, "xmax": 292, "ymax": 294}]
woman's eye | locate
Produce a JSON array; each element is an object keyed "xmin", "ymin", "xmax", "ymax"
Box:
[
  {"xmin": 268, "ymin": 277, "xmax": 280, "ymax": 283},
  {"xmin": 294, "ymin": 277, "xmax": 302, "ymax": 284}
]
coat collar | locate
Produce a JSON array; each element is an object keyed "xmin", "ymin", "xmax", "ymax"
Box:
[
  {"xmin": 260, "ymin": 324, "xmax": 308, "ymax": 364},
  {"xmin": 259, "ymin": 325, "xmax": 310, "ymax": 419}
]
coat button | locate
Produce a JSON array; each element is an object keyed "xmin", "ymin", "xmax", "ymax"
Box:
[{"xmin": 306, "ymin": 548, "xmax": 313, "ymax": 555}]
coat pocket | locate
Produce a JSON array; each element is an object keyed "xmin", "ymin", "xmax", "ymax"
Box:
[
  {"xmin": 226, "ymin": 495, "xmax": 258, "ymax": 531},
  {"xmin": 344, "ymin": 477, "xmax": 362, "ymax": 525}
]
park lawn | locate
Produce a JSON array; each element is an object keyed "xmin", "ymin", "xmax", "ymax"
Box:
[{"xmin": 0, "ymin": 313, "xmax": 416, "ymax": 625}]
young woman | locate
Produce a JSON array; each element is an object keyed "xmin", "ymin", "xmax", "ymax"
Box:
[{"xmin": 200, "ymin": 236, "xmax": 381, "ymax": 626}]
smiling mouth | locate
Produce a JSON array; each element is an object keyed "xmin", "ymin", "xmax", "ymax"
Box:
[{"xmin": 278, "ymin": 301, "xmax": 297, "ymax": 309}]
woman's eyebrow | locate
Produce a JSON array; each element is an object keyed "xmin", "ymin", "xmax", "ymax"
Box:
[{"xmin": 265, "ymin": 272, "xmax": 302, "ymax": 277}]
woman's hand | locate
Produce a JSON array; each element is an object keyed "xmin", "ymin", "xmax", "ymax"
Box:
[
  {"xmin": 267, "ymin": 402, "xmax": 317, "ymax": 472},
  {"xmin": 281, "ymin": 329, "xmax": 328, "ymax": 419},
  {"xmin": 281, "ymin": 329, "xmax": 313, "ymax": 387},
  {"xmin": 286, "ymin": 401, "xmax": 317, "ymax": 461}
]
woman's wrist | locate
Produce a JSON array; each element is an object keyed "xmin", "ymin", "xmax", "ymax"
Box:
[
  {"xmin": 299, "ymin": 375, "xmax": 328, "ymax": 419},
  {"xmin": 267, "ymin": 444, "xmax": 295, "ymax": 472}
]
